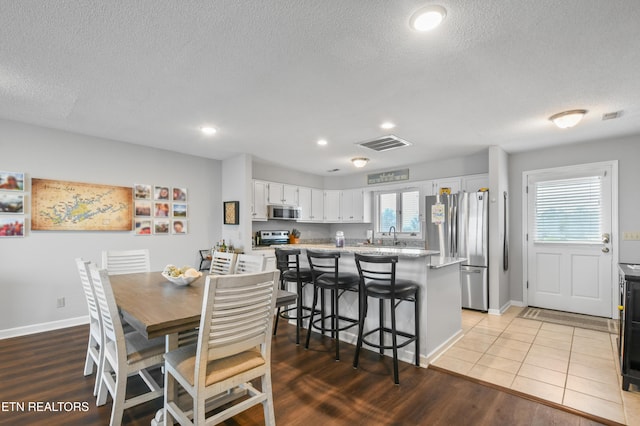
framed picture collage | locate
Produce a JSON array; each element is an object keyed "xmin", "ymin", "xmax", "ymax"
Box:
[
  {"xmin": 0, "ymin": 171, "xmax": 25, "ymax": 237},
  {"xmin": 133, "ymin": 184, "xmax": 188, "ymax": 235}
]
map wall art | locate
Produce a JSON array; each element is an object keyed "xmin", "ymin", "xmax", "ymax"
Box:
[{"xmin": 31, "ymin": 178, "xmax": 133, "ymax": 231}]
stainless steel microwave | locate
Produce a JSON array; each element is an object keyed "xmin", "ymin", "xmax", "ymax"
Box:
[{"xmin": 268, "ymin": 205, "xmax": 301, "ymax": 220}]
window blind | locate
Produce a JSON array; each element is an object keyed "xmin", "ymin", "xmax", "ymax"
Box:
[{"xmin": 534, "ymin": 176, "xmax": 602, "ymax": 242}]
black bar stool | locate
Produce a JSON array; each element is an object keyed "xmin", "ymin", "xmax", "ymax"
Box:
[
  {"xmin": 353, "ymin": 253, "xmax": 420, "ymax": 384},
  {"xmin": 273, "ymin": 248, "xmax": 315, "ymax": 344},
  {"xmin": 305, "ymin": 250, "xmax": 360, "ymax": 360}
]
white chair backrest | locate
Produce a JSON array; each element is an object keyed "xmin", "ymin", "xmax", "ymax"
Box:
[
  {"xmin": 209, "ymin": 251, "xmax": 237, "ymax": 275},
  {"xmin": 89, "ymin": 265, "xmax": 124, "ymax": 348},
  {"xmin": 234, "ymin": 253, "xmax": 266, "ymax": 274},
  {"xmin": 101, "ymin": 249, "xmax": 150, "ymax": 275},
  {"xmin": 195, "ymin": 271, "xmax": 280, "ymax": 385},
  {"xmin": 76, "ymin": 258, "xmax": 100, "ymax": 323}
]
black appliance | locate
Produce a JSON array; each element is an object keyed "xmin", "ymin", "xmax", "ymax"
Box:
[{"xmin": 619, "ymin": 263, "xmax": 640, "ymax": 391}]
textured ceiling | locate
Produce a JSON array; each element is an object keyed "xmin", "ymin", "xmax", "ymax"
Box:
[{"xmin": 1, "ymin": 0, "xmax": 639, "ymax": 175}]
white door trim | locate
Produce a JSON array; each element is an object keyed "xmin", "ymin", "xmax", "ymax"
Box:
[{"xmin": 521, "ymin": 160, "xmax": 619, "ymax": 318}]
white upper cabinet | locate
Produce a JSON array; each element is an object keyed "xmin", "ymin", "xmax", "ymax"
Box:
[
  {"xmin": 252, "ymin": 180, "xmax": 268, "ymax": 221},
  {"xmin": 298, "ymin": 187, "xmax": 324, "ymax": 222},
  {"xmin": 462, "ymin": 174, "xmax": 489, "ymax": 193},
  {"xmin": 323, "ymin": 190, "xmax": 341, "ymax": 222},
  {"xmin": 267, "ymin": 182, "xmax": 298, "ymax": 205},
  {"xmin": 341, "ymin": 189, "xmax": 372, "ymax": 223},
  {"xmin": 432, "ymin": 177, "xmax": 461, "ymax": 195}
]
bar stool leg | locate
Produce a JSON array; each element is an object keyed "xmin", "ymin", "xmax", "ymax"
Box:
[
  {"xmin": 296, "ymin": 277, "xmax": 303, "ymax": 345},
  {"xmin": 379, "ymin": 299, "xmax": 384, "ymax": 356},
  {"xmin": 305, "ymin": 285, "xmax": 319, "ymax": 350},
  {"xmin": 353, "ymin": 295, "xmax": 367, "ymax": 368},
  {"xmin": 333, "ymin": 288, "xmax": 340, "ymax": 360},
  {"xmin": 391, "ymin": 297, "xmax": 399, "ymax": 385},
  {"xmin": 414, "ymin": 288, "xmax": 420, "ymax": 366}
]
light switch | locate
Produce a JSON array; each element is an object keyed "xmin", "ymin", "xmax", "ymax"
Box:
[{"xmin": 623, "ymin": 232, "xmax": 640, "ymax": 241}]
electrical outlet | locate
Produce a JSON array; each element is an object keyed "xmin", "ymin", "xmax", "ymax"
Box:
[
  {"xmin": 56, "ymin": 297, "xmax": 65, "ymax": 308},
  {"xmin": 623, "ymin": 232, "xmax": 640, "ymax": 241}
]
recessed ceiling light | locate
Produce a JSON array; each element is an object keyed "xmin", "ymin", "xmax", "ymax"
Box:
[
  {"xmin": 201, "ymin": 126, "xmax": 217, "ymax": 135},
  {"xmin": 317, "ymin": 139, "xmax": 328, "ymax": 146},
  {"xmin": 410, "ymin": 5, "xmax": 447, "ymax": 32},
  {"xmin": 549, "ymin": 109, "xmax": 588, "ymax": 129},
  {"xmin": 380, "ymin": 122, "xmax": 396, "ymax": 130}
]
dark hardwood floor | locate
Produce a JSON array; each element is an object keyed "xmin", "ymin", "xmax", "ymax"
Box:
[{"xmin": 0, "ymin": 323, "xmax": 614, "ymax": 425}]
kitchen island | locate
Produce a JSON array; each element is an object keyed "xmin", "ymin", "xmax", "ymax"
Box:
[{"xmin": 273, "ymin": 244, "xmax": 465, "ymax": 365}]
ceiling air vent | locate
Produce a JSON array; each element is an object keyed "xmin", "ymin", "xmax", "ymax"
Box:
[
  {"xmin": 356, "ymin": 135, "xmax": 412, "ymax": 152},
  {"xmin": 602, "ymin": 110, "xmax": 623, "ymax": 121}
]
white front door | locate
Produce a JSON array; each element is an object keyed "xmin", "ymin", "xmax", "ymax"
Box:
[{"xmin": 525, "ymin": 162, "xmax": 615, "ymax": 318}]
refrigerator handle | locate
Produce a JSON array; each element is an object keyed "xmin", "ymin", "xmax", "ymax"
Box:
[{"xmin": 451, "ymin": 204, "xmax": 457, "ymax": 257}]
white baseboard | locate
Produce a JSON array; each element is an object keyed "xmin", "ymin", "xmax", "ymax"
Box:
[{"xmin": 0, "ymin": 315, "xmax": 89, "ymax": 340}]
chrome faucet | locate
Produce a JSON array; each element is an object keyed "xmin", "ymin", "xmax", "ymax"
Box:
[{"xmin": 389, "ymin": 226, "xmax": 398, "ymax": 246}]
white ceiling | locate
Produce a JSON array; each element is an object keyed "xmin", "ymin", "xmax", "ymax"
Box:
[{"xmin": 1, "ymin": 1, "xmax": 639, "ymax": 176}]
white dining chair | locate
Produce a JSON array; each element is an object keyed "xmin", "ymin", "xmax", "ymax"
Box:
[
  {"xmin": 163, "ymin": 270, "xmax": 280, "ymax": 426},
  {"xmin": 76, "ymin": 258, "xmax": 103, "ymax": 396},
  {"xmin": 101, "ymin": 249, "xmax": 151, "ymax": 275},
  {"xmin": 90, "ymin": 264, "xmax": 164, "ymax": 426},
  {"xmin": 234, "ymin": 253, "xmax": 266, "ymax": 274},
  {"xmin": 209, "ymin": 251, "xmax": 237, "ymax": 275}
]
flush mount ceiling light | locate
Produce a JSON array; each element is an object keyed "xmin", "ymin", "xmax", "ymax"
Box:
[
  {"xmin": 410, "ymin": 5, "xmax": 447, "ymax": 32},
  {"xmin": 351, "ymin": 157, "xmax": 369, "ymax": 168},
  {"xmin": 549, "ymin": 109, "xmax": 588, "ymax": 129},
  {"xmin": 317, "ymin": 139, "xmax": 328, "ymax": 146},
  {"xmin": 200, "ymin": 126, "xmax": 217, "ymax": 135},
  {"xmin": 380, "ymin": 121, "xmax": 396, "ymax": 130}
]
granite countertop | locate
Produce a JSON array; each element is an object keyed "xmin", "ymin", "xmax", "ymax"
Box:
[{"xmin": 272, "ymin": 243, "xmax": 439, "ymax": 258}]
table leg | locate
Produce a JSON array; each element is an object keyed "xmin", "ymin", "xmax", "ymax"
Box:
[{"xmin": 151, "ymin": 333, "xmax": 178, "ymax": 426}]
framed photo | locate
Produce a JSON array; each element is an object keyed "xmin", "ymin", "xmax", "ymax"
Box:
[
  {"xmin": 172, "ymin": 219, "xmax": 187, "ymax": 234},
  {"xmin": 0, "ymin": 171, "xmax": 24, "ymax": 191},
  {"xmin": 154, "ymin": 186, "xmax": 170, "ymax": 200},
  {"xmin": 134, "ymin": 219, "xmax": 152, "ymax": 235},
  {"xmin": 154, "ymin": 202, "xmax": 170, "ymax": 217},
  {"xmin": 154, "ymin": 219, "xmax": 170, "ymax": 234},
  {"xmin": 223, "ymin": 201, "xmax": 239, "ymax": 225},
  {"xmin": 134, "ymin": 184, "xmax": 152, "ymax": 200},
  {"xmin": 172, "ymin": 187, "xmax": 187, "ymax": 201},
  {"xmin": 0, "ymin": 216, "xmax": 25, "ymax": 237},
  {"xmin": 135, "ymin": 200, "xmax": 151, "ymax": 217},
  {"xmin": 172, "ymin": 203, "xmax": 187, "ymax": 217},
  {"xmin": 0, "ymin": 193, "xmax": 24, "ymax": 214}
]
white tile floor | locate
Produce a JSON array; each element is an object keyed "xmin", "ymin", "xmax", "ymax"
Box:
[{"xmin": 431, "ymin": 307, "xmax": 640, "ymax": 425}]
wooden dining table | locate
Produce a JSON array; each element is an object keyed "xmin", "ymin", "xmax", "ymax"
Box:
[
  {"xmin": 110, "ymin": 271, "xmax": 296, "ymax": 339},
  {"xmin": 109, "ymin": 270, "xmax": 295, "ymax": 426}
]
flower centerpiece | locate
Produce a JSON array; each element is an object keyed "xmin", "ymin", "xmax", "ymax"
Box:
[{"xmin": 290, "ymin": 228, "xmax": 301, "ymax": 244}]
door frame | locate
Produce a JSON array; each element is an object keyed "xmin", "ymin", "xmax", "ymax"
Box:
[{"xmin": 521, "ymin": 160, "xmax": 619, "ymax": 318}]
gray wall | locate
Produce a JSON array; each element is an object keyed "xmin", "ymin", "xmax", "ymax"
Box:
[
  {"xmin": 0, "ymin": 119, "xmax": 222, "ymax": 332},
  {"xmin": 508, "ymin": 134, "xmax": 640, "ymax": 303}
]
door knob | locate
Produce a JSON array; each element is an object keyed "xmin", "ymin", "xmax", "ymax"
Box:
[
  {"xmin": 602, "ymin": 233, "xmax": 610, "ymax": 243},
  {"xmin": 602, "ymin": 247, "xmax": 610, "ymax": 253}
]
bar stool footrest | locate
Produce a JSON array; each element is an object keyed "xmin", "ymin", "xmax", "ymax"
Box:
[
  {"xmin": 362, "ymin": 327, "xmax": 417, "ymax": 350},
  {"xmin": 310, "ymin": 315, "xmax": 359, "ymax": 333}
]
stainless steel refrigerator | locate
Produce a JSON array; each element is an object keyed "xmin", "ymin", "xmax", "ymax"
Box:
[
  {"xmin": 458, "ymin": 191, "xmax": 489, "ymax": 311},
  {"xmin": 425, "ymin": 193, "xmax": 458, "ymax": 257},
  {"xmin": 426, "ymin": 191, "xmax": 489, "ymax": 311}
]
